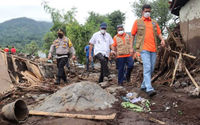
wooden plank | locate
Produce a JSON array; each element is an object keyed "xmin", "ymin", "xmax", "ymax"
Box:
[
  {"xmin": 11, "ymin": 55, "xmax": 18, "ymax": 72},
  {"xmin": 185, "ymin": 66, "xmax": 199, "ymax": 88},
  {"xmin": 166, "ymin": 27, "xmax": 183, "ymax": 48},
  {"xmin": 25, "ymin": 61, "xmax": 43, "ymax": 80},
  {"xmin": 0, "ymin": 52, "xmax": 12, "ymax": 94},
  {"xmin": 170, "ymin": 53, "xmax": 182, "ymax": 87},
  {"xmin": 149, "ymin": 117, "xmax": 166, "ymax": 125},
  {"xmin": 29, "ymin": 110, "xmax": 116, "ymax": 120},
  {"xmin": 169, "ymin": 49, "xmax": 196, "ymax": 59}
]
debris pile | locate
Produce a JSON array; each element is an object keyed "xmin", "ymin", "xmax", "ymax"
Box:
[{"xmin": 153, "ymin": 24, "xmax": 200, "ymax": 96}]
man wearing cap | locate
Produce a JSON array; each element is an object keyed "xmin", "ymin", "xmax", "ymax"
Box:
[
  {"xmin": 48, "ymin": 29, "xmax": 76, "ymax": 85},
  {"xmin": 131, "ymin": 4, "xmax": 165, "ymax": 97},
  {"xmin": 89, "ymin": 22, "xmax": 114, "ymax": 83},
  {"xmin": 112, "ymin": 25, "xmax": 134, "ymax": 86}
]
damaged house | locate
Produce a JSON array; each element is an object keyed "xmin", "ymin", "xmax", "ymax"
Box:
[{"xmin": 170, "ymin": 0, "xmax": 200, "ymax": 56}]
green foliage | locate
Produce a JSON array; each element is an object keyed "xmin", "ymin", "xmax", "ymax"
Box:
[
  {"xmin": 0, "ymin": 17, "xmax": 52, "ymax": 53},
  {"xmin": 131, "ymin": 0, "xmax": 173, "ymax": 33},
  {"xmin": 25, "ymin": 41, "xmax": 39, "ymax": 55},
  {"xmin": 42, "ymin": 2, "xmax": 125, "ymax": 64}
]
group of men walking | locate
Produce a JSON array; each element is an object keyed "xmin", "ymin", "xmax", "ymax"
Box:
[{"xmin": 48, "ymin": 4, "xmax": 165, "ymax": 97}]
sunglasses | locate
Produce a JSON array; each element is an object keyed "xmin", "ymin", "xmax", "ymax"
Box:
[{"xmin": 144, "ymin": 11, "xmax": 151, "ymax": 12}]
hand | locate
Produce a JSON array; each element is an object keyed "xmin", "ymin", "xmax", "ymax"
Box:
[
  {"xmin": 110, "ymin": 50, "xmax": 116, "ymax": 56},
  {"xmin": 130, "ymin": 48, "xmax": 134, "ymax": 56},
  {"xmin": 89, "ymin": 55, "xmax": 92, "ymax": 61},
  {"xmin": 48, "ymin": 53, "xmax": 52, "ymax": 60},
  {"xmin": 72, "ymin": 55, "xmax": 76, "ymax": 60},
  {"xmin": 161, "ymin": 39, "xmax": 165, "ymax": 47}
]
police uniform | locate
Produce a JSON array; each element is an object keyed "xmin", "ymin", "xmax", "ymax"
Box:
[{"xmin": 49, "ymin": 36, "xmax": 75, "ymax": 84}]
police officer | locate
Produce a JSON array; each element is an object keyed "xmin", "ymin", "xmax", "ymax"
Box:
[{"xmin": 48, "ymin": 29, "xmax": 76, "ymax": 84}]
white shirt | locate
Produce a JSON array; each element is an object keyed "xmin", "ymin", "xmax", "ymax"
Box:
[{"xmin": 89, "ymin": 31, "xmax": 114, "ymax": 57}]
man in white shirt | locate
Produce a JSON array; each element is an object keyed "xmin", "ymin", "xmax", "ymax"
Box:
[{"xmin": 89, "ymin": 22, "xmax": 114, "ymax": 83}]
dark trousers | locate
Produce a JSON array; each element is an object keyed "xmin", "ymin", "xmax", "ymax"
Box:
[
  {"xmin": 117, "ymin": 56, "xmax": 134, "ymax": 84},
  {"xmin": 86, "ymin": 56, "xmax": 94, "ymax": 71},
  {"xmin": 56, "ymin": 57, "xmax": 68, "ymax": 81},
  {"xmin": 95, "ymin": 53, "xmax": 110, "ymax": 83}
]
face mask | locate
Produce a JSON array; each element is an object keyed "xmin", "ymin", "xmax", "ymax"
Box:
[
  {"xmin": 144, "ymin": 12, "xmax": 150, "ymax": 18},
  {"xmin": 58, "ymin": 33, "xmax": 64, "ymax": 38},
  {"xmin": 100, "ymin": 29, "xmax": 106, "ymax": 34},
  {"xmin": 118, "ymin": 31, "xmax": 124, "ymax": 35}
]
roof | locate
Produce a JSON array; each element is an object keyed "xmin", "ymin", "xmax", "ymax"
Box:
[{"xmin": 170, "ymin": 0, "xmax": 189, "ymax": 16}]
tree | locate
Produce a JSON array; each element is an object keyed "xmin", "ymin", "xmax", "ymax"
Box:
[
  {"xmin": 25, "ymin": 41, "xmax": 39, "ymax": 55},
  {"xmin": 131, "ymin": 0, "xmax": 173, "ymax": 33},
  {"xmin": 107, "ymin": 10, "xmax": 126, "ymax": 36},
  {"xmin": 42, "ymin": 1, "xmax": 126, "ymax": 63}
]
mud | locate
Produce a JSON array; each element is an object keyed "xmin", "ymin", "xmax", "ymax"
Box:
[{"xmin": 0, "ymin": 63, "xmax": 200, "ymax": 125}]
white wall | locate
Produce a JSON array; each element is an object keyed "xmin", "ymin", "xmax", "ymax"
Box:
[{"xmin": 180, "ymin": 0, "xmax": 200, "ymax": 22}]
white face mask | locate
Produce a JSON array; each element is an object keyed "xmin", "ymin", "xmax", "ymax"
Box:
[
  {"xmin": 100, "ymin": 29, "xmax": 106, "ymax": 34},
  {"xmin": 118, "ymin": 31, "xmax": 124, "ymax": 35},
  {"xmin": 144, "ymin": 12, "xmax": 150, "ymax": 18}
]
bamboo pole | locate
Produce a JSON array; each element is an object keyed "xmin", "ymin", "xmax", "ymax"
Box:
[
  {"xmin": 185, "ymin": 66, "xmax": 199, "ymax": 88},
  {"xmin": 29, "ymin": 110, "xmax": 116, "ymax": 120},
  {"xmin": 170, "ymin": 53, "xmax": 182, "ymax": 86}
]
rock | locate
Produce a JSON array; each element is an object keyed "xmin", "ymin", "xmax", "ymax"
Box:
[
  {"xmin": 34, "ymin": 81, "xmax": 117, "ymax": 112},
  {"xmin": 99, "ymin": 81, "xmax": 109, "ymax": 88},
  {"xmin": 180, "ymin": 82, "xmax": 189, "ymax": 87},
  {"xmin": 106, "ymin": 85, "xmax": 125, "ymax": 94},
  {"xmin": 173, "ymin": 81, "xmax": 181, "ymax": 88}
]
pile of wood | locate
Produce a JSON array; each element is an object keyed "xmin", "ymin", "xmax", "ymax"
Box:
[{"xmin": 153, "ymin": 24, "xmax": 200, "ymax": 94}]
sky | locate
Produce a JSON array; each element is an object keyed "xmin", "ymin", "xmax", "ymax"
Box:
[{"xmin": 0, "ymin": 0, "xmax": 138, "ymax": 32}]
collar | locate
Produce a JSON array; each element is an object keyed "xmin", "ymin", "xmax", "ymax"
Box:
[{"xmin": 142, "ymin": 16, "xmax": 151, "ymax": 21}]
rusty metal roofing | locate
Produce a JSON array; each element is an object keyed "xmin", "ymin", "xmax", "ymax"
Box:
[{"xmin": 170, "ymin": 0, "xmax": 189, "ymax": 16}]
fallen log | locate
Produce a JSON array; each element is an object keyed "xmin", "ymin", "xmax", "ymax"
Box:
[{"xmin": 29, "ymin": 110, "xmax": 116, "ymax": 120}]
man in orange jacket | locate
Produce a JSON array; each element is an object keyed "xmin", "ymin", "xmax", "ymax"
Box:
[{"xmin": 131, "ymin": 4, "xmax": 165, "ymax": 97}]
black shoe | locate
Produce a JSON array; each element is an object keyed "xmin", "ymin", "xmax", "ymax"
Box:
[
  {"xmin": 140, "ymin": 88, "xmax": 146, "ymax": 92},
  {"xmin": 107, "ymin": 76, "xmax": 112, "ymax": 81},
  {"xmin": 54, "ymin": 79, "xmax": 60, "ymax": 85},
  {"xmin": 63, "ymin": 79, "xmax": 68, "ymax": 84},
  {"xmin": 147, "ymin": 90, "xmax": 157, "ymax": 97}
]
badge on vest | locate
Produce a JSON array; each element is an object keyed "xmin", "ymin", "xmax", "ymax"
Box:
[{"xmin": 152, "ymin": 22, "xmax": 156, "ymax": 26}]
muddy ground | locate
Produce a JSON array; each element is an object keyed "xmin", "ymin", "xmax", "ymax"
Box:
[{"xmin": 1, "ymin": 63, "xmax": 200, "ymax": 125}]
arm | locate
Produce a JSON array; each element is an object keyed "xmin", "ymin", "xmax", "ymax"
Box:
[
  {"xmin": 129, "ymin": 35, "xmax": 134, "ymax": 56},
  {"xmin": 48, "ymin": 44, "xmax": 55, "ymax": 59},
  {"xmin": 89, "ymin": 44, "xmax": 94, "ymax": 61},
  {"xmin": 158, "ymin": 34, "xmax": 165, "ymax": 47},
  {"xmin": 156, "ymin": 23, "xmax": 165, "ymax": 47},
  {"xmin": 68, "ymin": 39, "xmax": 76, "ymax": 60}
]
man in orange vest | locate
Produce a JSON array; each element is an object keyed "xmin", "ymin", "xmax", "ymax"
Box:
[
  {"xmin": 112, "ymin": 25, "xmax": 134, "ymax": 86},
  {"xmin": 131, "ymin": 4, "xmax": 165, "ymax": 97}
]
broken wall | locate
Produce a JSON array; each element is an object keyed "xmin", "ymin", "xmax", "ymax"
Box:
[{"xmin": 179, "ymin": 0, "xmax": 200, "ymax": 56}]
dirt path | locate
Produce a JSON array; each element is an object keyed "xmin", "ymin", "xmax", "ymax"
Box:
[{"xmin": 0, "ymin": 53, "xmax": 12, "ymax": 94}]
